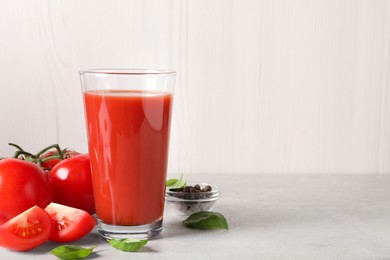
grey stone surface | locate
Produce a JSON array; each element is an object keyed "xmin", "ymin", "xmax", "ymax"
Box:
[{"xmin": 1, "ymin": 174, "xmax": 390, "ymax": 259}]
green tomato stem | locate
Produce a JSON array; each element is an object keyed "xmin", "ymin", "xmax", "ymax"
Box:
[
  {"xmin": 9, "ymin": 143, "xmax": 34, "ymax": 159},
  {"xmin": 8, "ymin": 143, "xmax": 24, "ymax": 152},
  {"xmin": 34, "ymin": 144, "xmax": 62, "ymax": 158},
  {"xmin": 8, "ymin": 143, "xmax": 65, "ymax": 167}
]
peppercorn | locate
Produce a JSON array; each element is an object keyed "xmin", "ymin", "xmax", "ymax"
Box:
[{"xmin": 203, "ymin": 185, "xmax": 212, "ymax": 192}]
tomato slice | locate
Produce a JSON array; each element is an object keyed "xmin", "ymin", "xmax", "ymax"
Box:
[
  {"xmin": 0, "ymin": 206, "xmax": 52, "ymax": 251},
  {"xmin": 44, "ymin": 203, "xmax": 96, "ymax": 243}
]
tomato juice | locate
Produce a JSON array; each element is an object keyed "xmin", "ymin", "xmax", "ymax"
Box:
[{"xmin": 83, "ymin": 90, "xmax": 172, "ymax": 226}]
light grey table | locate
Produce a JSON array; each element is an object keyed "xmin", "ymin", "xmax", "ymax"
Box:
[{"xmin": 1, "ymin": 174, "xmax": 390, "ymax": 259}]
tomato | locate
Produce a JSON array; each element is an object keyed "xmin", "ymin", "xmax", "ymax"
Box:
[
  {"xmin": 40, "ymin": 149, "xmax": 80, "ymax": 171},
  {"xmin": 40, "ymin": 153, "xmax": 61, "ymax": 170},
  {"xmin": 0, "ymin": 206, "xmax": 52, "ymax": 251},
  {"xmin": 0, "ymin": 158, "xmax": 53, "ymax": 222},
  {"xmin": 0, "ymin": 216, "xmax": 8, "ymax": 226},
  {"xmin": 44, "ymin": 203, "xmax": 96, "ymax": 243},
  {"xmin": 49, "ymin": 154, "xmax": 95, "ymax": 214}
]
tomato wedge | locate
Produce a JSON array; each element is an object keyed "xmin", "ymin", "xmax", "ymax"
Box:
[
  {"xmin": 44, "ymin": 203, "xmax": 96, "ymax": 243},
  {"xmin": 0, "ymin": 206, "xmax": 52, "ymax": 251}
]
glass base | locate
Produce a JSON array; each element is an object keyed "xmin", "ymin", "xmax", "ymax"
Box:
[{"xmin": 96, "ymin": 218, "xmax": 163, "ymax": 240}]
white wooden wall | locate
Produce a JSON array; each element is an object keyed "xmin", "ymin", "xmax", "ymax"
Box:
[{"xmin": 0, "ymin": 0, "xmax": 389, "ymax": 174}]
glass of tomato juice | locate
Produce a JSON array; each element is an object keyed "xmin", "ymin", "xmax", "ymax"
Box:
[{"xmin": 79, "ymin": 69, "xmax": 175, "ymax": 239}]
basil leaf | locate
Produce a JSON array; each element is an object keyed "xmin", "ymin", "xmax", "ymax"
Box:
[
  {"xmin": 166, "ymin": 174, "xmax": 186, "ymax": 189},
  {"xmin": 183, "ymin": 211, "xmax": 229, "ymax": 230},
  {"xmin": 108, "ymin": 238, "xmax": 148, "ymax": 252},
  {"xmin": 166, "ymin": 178, "xmax": 178, "ymax": 187},
  {"xmin": 50, "ymin": 245, "xmax": 95, "ymax": 260}
]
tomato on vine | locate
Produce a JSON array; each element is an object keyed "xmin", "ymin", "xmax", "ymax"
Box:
[
  {"xmin": 0, "ymin": 158, "xmax": 53, "ymax": 223},
  {"xmin": 7, "ymin": 143, "xmax": 95, "ymax": 215},
  {"xmin": 8, "ymin": 143, "xmax": 79, "ymax": 172},
  {"xmin": 49, "ymin": 154, "xmax": 95, "ymax": 214},
  {"xmin": 40, "ymin": 149, "xmax": 80, "ymax": 171}
]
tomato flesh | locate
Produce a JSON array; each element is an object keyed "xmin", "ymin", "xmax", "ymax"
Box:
[
  {"xmin": 45, "ymin": 203, "xmax": 96, "ymax": 243},
  {"xmin": 0, "ymin": 206, "xmax": 52, "ymax": 251}
]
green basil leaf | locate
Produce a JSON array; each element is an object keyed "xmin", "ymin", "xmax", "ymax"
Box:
[
  {"xmin": 108, "ymin": 238, "xmax": 148, "ymax": 252},
  {"xmin": 50, "ymin": 245, "xmax": 95, "ymax": 260},
  {"xmin": 166, "ymin": 178, "xmax": 178, "ymax": 187},
  {"xmin": 183, "ymin": 211, "xmax": 229, "ymax": 230},
  {"xmin": 166, "ymin": 174, "xmax": 186, "ymax": 189}
]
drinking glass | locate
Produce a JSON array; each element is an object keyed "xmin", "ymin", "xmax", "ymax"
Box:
[{"xmin": 79, "ymin": 69, "xmax": 175, "ymax": 239}]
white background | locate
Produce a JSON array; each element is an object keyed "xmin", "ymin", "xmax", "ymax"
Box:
[{"xmin": 0, "ymin": 0, "xmax": 389, "ymax": 175}]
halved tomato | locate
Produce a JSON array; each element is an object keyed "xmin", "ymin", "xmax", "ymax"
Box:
[
  {"xmin": 0, "ymin": 206, "xmax": 52, "ymax": 251},
  {"xmin": 44, "ymin": 203, "xmax": 96, "ymax": 243}
]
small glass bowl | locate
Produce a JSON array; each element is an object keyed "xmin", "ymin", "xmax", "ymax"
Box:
[{"xmin": 165, "ymin": 183, "xmax": 220, "ymax": 217}]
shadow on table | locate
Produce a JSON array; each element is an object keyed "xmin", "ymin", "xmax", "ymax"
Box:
[{"xmin": 22, "ymin": 232, "xmax": 103, "ymax": 254}]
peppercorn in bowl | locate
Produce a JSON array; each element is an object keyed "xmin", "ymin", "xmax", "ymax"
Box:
[{"xmin": 165, "ymin": 183, "xmax": 220, "ymax": 217}]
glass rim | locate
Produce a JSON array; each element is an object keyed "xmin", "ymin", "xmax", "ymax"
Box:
[{"xmin": 79, "ymin": 68, "xmax": 176, "ymax": 76}]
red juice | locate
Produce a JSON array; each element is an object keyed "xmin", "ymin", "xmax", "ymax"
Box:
[{"xmin": 83, "ymin": 90, "xmax": 173, "ymax": 226}]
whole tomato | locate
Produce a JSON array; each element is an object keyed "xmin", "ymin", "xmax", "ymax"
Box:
[
  {"xmin": 0, "ymin": 158, "xmax": 54, "ymax": 224},
  {"xmin": 40, "ymin": 149, "xmax": 80, "ymax": 171},
  {"xmin": 49, "ymin": 154, "xmax": 95, "ymax": 214}
]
